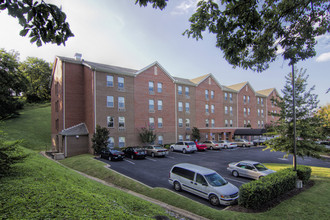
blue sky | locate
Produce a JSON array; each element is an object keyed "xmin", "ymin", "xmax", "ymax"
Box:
[{"xmin": 1, "ymin": 0, "xmax": 329, "ymax": 105}]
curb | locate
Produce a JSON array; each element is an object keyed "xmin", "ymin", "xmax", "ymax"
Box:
[{"xmin": 40, "ymin": 151, "xmax": 209, "ymax": 220}]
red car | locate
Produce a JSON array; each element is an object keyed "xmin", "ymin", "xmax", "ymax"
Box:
[{"xmin": 194, "ymin": 141, "xmax": 208, "ymax": 151}]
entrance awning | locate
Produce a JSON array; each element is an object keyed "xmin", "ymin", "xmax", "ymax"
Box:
[{"xmin": 234, "ymin": 129, "xmax": 266, "ymax": 136}]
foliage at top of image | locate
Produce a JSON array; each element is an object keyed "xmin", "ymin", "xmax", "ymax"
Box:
[{"xmin": 0, "ymin": 0, "xmax": 74, "ymax": 46}]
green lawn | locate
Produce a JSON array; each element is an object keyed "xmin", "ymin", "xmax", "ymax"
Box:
[{"xmin": 1, "ymin": 104, "xmax": 330, "ymax": 219}]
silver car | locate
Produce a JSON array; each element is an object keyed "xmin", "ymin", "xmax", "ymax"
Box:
[
  {"xmin": 170, "ymin": 141, "xmax": 197, "ymax": 154},
  {"xmin": 227, "ymin": 160, "xmax": 276, "ymax": 180}
]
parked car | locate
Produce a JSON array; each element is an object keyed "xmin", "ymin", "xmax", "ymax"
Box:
[
  {"xmin": 252, "ymin": 137, "xmax": 272, "ymax": 146},
  {"xmin": 218, "ymin": 140, "xmax": 237, "ymax": 149},
  {"xmin": 234, "ymin": 139, "xmax": 253, "ymax": 147},
  {"xmin": 316, "ymin": 141, "xmax": 330, "ymax": 149},
  {"xmin": 202, "ymin": 140, "xmax": 222, "ymax": 150},
  {"xmin": 100, "ymin": 148, "xmax": 125, "ymax": 161},
  {"xmin": 194, "ymin": 141, "xmax": 208, "ymax": 151},
  {"xmin": 227, "ymin": 160, "xmax": 276, "ymax": 180},
  {"xmin": 123, "ymin": 147, "xmax": 147, "ymax": 159},
  {"xmin": 170, "ymin": 141, "xmax": 197, "ymax": 154},
  {"xmin": 169, "ymin": 163, "xmax": 239, "ymax": 206},
  {"xmin": 144, "ymin": 145, "xmax": 169, "ymax": 157}
]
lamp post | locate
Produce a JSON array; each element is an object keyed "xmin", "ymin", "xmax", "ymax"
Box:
[{"xmin": 292, "ymin": 63, "xmax": 297, "ymax": 171}]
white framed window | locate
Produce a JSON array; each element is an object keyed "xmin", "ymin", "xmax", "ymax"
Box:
[
  {"xmin": 225, "ymin": 120, "xmax": 228, "ymax": 127},
  {"xmin": 229, "ymin": 93, "xmax": 233, "ymax": 101},
  {"xmin": 178, "ymin": 102, "xmax": 183, "ymax": 111},
  {"xmin": 211, "ymin": 90, "xmax": 214, "ymax": 99},
  {"xmin": 149, "ymin": 100, "xmax": 154, "ymax": 112},
  {"xmin": 119, "ymin": 137, "xmax": 125, "ymax": 148},
  {"xmin": 107, "ymin": 116, "xmax": 114, "ymax": 128},
  {"xmin": 205, "ymin": 90, "xmax": 209, "ymax": 99},
  {"xmin": 158, "ymin": 118, "xmax": 163, "ymax": 128},
  {"xmin": 244, "ymin": 108, "xmax": 247, "ymax": 116},
  {"xmin": 211, "ymin": 105, "xmax": 215, "ymax": 113},
  {"xmin": 108, "ymin": 137, "xmax": 114, "ymax": 148},
  {"xmin": 157, "ymin": 82, "xmax": 162, "ymax": 93},
  {"xmin": 261, "ymin": 98, "xmax": 264, "ymax": 105},
  {"xmin": 224, "ymin": 92, "xmax": 228, "ymax": 100},
  {"xmin": 257, "ymin": 97, "xmax": 260, "ymax": 104},
  {"xmin": 107, "ymin": 75, "xmax": 113, "ymax": 87},
  {"xmin": 149, "ymin": 81, "xmax": 154, "ymax": 93},
  {"xmin": 261, "ymin": 109, "xmax": 264, "ymax": 116},
  {"xmin": 186, "ymin": 118, "xmax": 190, "ymax": 128},
  {"xmin": 205, "ymin": 104, "xmax": 209, "ymax": 113},
  {"xmin": 248, "ymin": 120, "xmax": 251, "ymax": 126},
  {"xmin": 248, "ymin": 96, "xmax": 250, "ymax": 104},
  {"xmin": 178, "ymin": 118, "xmax": 183, "ymax": 127},
  {"xmin": 230, "ymin": 120, "xmax": 233, "ymax": 127},
  {"xmin": 118, "ymin": 77, "xmax": 124, "ymax": 90},
  {"xmin": 211, "ymin": 119, "xmax": 215, "ymax": 127},
  {"xmin": 158, "ymin": 100, "xmax": 163, "ymax": 111},
  {"xmin": 225, "ymin": 106, "xmax": 228, "ymax": 114},
  {"xmin": 158, "ymin": 136, "xmax": 163, "ymax": 145},
  {"xmin": 118, "ymin": 97, "xmax": 125, "ymax": 110},
  {"xmin": 185, "ymin": 87, "xmax": 189, "ymax": 97},
  {"xmin": 248, "ymin": 108, "xmax": 250, "ymax": 115},
  {"xmin": 185, "ymin": 103, "xmax": 190, "ymax": 112},
  {"xmin": 107, "ymin": 96, "xmax": 114, "ymax": 108},
  {"xmin": 178, "ymin": 86, "xmax": 182, "ymax": 95},
  {"xmin": 261, "ymin": 121, "xmax": 264, "ymax": 127},
  {"xmin": 244, "ymin": 120, "xmax": 247, "ymax": 127},
  {"xmin": 230, "ymin": 106, "xmax": 233, "ymax": 115},
  {"xmin": 258, "ymin": 120, "xmax": 260, "ymax": 127},
  {"xmin": 118, "ymin": 117, "xmax": 125, "ymax": 128},
  {"xmin": 149, "ymin": 117, "xmax": 155, "ymax": 129},
  {"xmin": 205, "ymin": 119, "xmax": 209, "ymax": 127},
  {"xmin": 258, "ymin": 109, "xmax": 260, "ymax": 116},
  {"xmin": 178, "ymin": 135, "xmax": 183, "ymax": 141},
  {"xmin": 243, "ymin": 95, "xmax": 246, "ymax": 104},
  {"xmin": 186, "ymin": 135, "xmax": 190, "ymax": 141}
]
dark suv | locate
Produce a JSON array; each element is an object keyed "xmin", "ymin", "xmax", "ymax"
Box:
[{"xmin": 123, "ymin": 147, "xmax": 147, "ymax": 159}]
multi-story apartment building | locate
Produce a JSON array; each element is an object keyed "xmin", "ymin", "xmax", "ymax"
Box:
[{"xmin": 51, "ymin": 55, "xmax": 280, "ymax": 157}]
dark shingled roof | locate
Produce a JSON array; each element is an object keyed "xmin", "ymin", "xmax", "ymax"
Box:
[
  {"xmin": 59, "ymin": 123, "xmax": 89, "ymax": 136},
  {"xmin": 234, "ymin": 129, "xmax": 267, "ymax": 136}
]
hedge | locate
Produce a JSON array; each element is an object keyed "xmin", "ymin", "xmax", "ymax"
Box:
[
  {"xmin": 296, "ymin": 165, "xmax": 311, "ymax": 184},
  {"xmin": 238, "ymin": 168, "xmax": 296, "ymax": 209}
]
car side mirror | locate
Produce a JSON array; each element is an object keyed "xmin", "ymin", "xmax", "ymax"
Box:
[{"xmin": 202, "ymin": 183, "xmax": 208, "ymax": 186}]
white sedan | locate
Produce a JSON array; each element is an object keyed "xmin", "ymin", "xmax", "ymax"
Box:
[{"xmin": 227, "ymin": 160, "xmax": 276, "ymax": 180}]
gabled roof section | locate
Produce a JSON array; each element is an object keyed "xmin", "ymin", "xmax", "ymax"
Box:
[
  {"xmin": 190, "ymin": 73, "xmax": 224, "ymax": 89},
  {"xmin": 227, "ymin": 81, "xmax": 257, "ymax": 94},
  {"xmin": 59, "ymin": 123, "xmax": 89, "ymax": 136},
  {"xmin": 173, "ymin": 77, "xmax": 196, "ymax": 86},
  {"xmin": 222, "ymin": 86, "xmax": 238, "ymax": 93},
  {"xmin": 257, "ymin": 88, "xmax": 280, "ymax": 97},
  {"xmin": 135, "ymin": 61, "xmax": 175, "ymax": 82}
]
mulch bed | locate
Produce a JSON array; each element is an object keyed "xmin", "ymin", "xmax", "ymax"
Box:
[{"xmin": 226, "ymin": 180, "xmax": 315, "ymax": 213}]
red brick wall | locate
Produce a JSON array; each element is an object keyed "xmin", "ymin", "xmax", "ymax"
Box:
[{"xmin": 237, "ymin": 84, "xmax": 258, "ymax": 128}]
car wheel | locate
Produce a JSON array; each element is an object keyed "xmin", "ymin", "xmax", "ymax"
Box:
[
  {"xmin": 151, "ymin": 152, "xmax": 155, "ymax": 157},
  {"xmin": 109, "ymin": 156, "xmax": 112, "ymax": 161},
  {"xmin": 170, "ymin": 147, "xmax": 174, "ymax": 152},
  {"xmin": 209, "ymin": 194, "xmax": 220, "ymax": 206},
  {"xmin": 131, "ymin": 155, "xmax": 134, "ymax": 159},
  {"xmin": 210, "ymin": 146, "xmax": 213, "ymax": 150},
  {"xmin": 182, "ymin": 148, "xmax": 186, "ymax": 154},
  {"xmin": 242, "ymin": 144, "xmax": 246, "ymax": 147},
  {"xmin": 225, "ymin": 145, "xmax": 228, "ymax": 149},
  {"xmin": 232, "ymin": 170, "xmax": 239, "ymax": 177},
  {"xmin": 173, "ymin": 181, "xmax": 182, "ymax": 191}
]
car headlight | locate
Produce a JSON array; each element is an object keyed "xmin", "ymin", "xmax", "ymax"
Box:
[{"xmin": 220, "ymin": 194, "xmax": 231, "ymax": 199}]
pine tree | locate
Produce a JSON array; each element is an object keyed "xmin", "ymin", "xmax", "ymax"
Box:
[{"xmin": 267, "ymin": 68, "xmax": 326, "ymax": 160}]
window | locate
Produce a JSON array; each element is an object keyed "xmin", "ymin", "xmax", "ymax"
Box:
[
  {"xmin": 211, "ymin": 105, "xmax": 215, "ymax": 113},
  {"xmin": 257, "ymin": 97, "xmax": 260, "ymax": 104},
  {"xmin": 158, "ymin": 118, "xmax": 163, "ymax": 128},
  {"xmin": 185, "ymin": 87, "xmax": 189, "ymax": 97},
  {"xmin": 247, "ymin": 120, "xmax": 251, "ymax": 126},
  {"xmin": 149, "ymin": 100, "xmax": 154, "ymax": 112},
  {"xmin": 243, "ymin": 95, "xmax": 246, "ymax": 104},
  {"xmin": 248, "ymin": 108, "xmax": 250, "ymax": 115},
  {"xmin": 107, "ymin": 96, "xmax": 114, "ymax": 108},
  {"xmin": 186, "ymin": 135, "xmax": 190, "ymax": 141},
  {"xmin": 158, "ymin": 136, "xmax": 163, "ymax": 145},
  {"xmin": 178, "ymin": 118, "xmax": 183, "ymax": 127},
  {"xmin": 157, "ymin": 82, "xmax": 162, "ymax": 93},
  {"xmin": 178, "ymin": 135, "xmax": 183, "ymax": 141},
  {"xmin": 205, "ymin": 104, "xmax": 209, "ymax": 113},
  {"xmin": 205, "ymin": 90, "xmax": 209, "ymax": 99},
  {"xmin": 247, "ymin": 96, "xmax": 250, "ymax": 104},
  {"xmin": 224, "ymin": 92, "xmax": 228, "ymax": 100},
  {"xmin": 261, "ymin": 121, "xmax": 264, "ymax": 127},
  {"xmin": 261, "ymin": 109, "xmax": 264, "ymax": 117},
  {"xmin": 230, "ymin": 93, "xmax": 233, "ymax": 101},
  {"xmin": 108, "ymin": 137, "xmax": 114, "ymax": 148},
  {"xmin": 118, "ymin": 77, "xmax": 124, "ymax": 90},
  {"xmin": 119, "ymin": 137, "xmax": 125, "ymax": 148},
  {"xmin": 158, "ymin": 100, "xmax": 163, "ymax": 110},
  {"xmin": 196, "ymin": 174, "xmax": 207, "ymax": 185},
  {"xmin": 261, "ymin": 98, "xmax": 264, "ymax": 105},
  {"xmin": 178, "ymin": 102, "xmax": 183, "ymax": 111},
  {"xmin": 118, "ymin": 117, "xmax": 125, "ymax": 128},
  {"xmin": 178, "ymin": 86, "xmax": 182, "ymax": 95},
  {"xmin": 258, "ymin": 109, "xmax": 260, "ymax": 116},
  {"xmin": 230, "ymin": 120, "xmax": 233, "ymax": 127},
  {"xmin": 186, "ymin": 119, "xmax": 190, "ymax": 128},
  {"xmin": 149, "ymin": 117, "xmax": 155, "ymax": 129},
  {"xmin": 244, "ymin": 108, "xmax": 247, "ymax": 116},
  {"xmin": 118, "ymin": 97, "xmax": 125, "ymax": 110},
  {"xmin": 211, "ymin": 90, "xmax": 214, "ymax": 99},
  {"xmin": 225, "ymin": 120, "xmax": 228, "ymax": 127},
  {"xmin": 185, "ymin": 103, "xmax": 190, "ymax": 112},
  {"xmin": 230, "ymin": 106, "xmax": 233, "ymax": 115},
  {"xmin": 211, "ymin": 119, "xmax": 215, "ymax": 127},
  {"xmin": 149, "ymin": 81, "xmax": 154, "ymax": 93},
  {"xmin": 205, "ymin": 119, "xmax": 209, "ymax": 127},
  {"xmin": 225, "ymin": 106, "xmax": 228, "ymax": 114},
  {"xmin": 107, "ymin": 75, "xmax": 113, "ymax": 87},
  {"xmin": 107, "ymin": 116, "xmax": 114, "ymax": 128},
  {"xmin": 258, "ymin": 120, "xmax": 260, "ymax": 127},
  {"xmin": 244, "ymin": 120, "xmax": 247, "ymax": 127}
]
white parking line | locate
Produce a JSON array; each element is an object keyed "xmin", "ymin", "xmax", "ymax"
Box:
[
  {"xmin": 225, "ymin": 177, "xmax": 247, "ymax": 184},
  {"xmin": 123, "ymin": 159, "xmax": 135, "ymax": 165},
  {"xmin": 145, "ymin": 157, "xmax": 157, "ymax": 162},
  {"xmin": 167, "ymin": 156, "xmax": 175, "ymax": 159},
  {"xmin": 278, "ymin": 158, "xmax": 288, "ymax": 161}
]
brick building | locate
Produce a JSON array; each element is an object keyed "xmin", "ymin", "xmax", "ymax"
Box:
[{"xmin": 51, "ymin": 55, "xmax": 280, "ymax": 157}]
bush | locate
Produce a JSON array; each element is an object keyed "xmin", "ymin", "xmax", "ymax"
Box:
[
  {"xmin": 296, "ymin": 165, "xmax": 311, "ymax": 184},
  {"xmin": 238, "ymin": 168, "xmax": 296, "ymax": 209}
]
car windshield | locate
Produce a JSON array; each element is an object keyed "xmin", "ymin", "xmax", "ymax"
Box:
[
  {"xmin": 110, "ymin": 150, "xmax": 121, "ymax": 153},
  {"xmin": 186, "ymin": 142, "xmax": 196, "ymax": 145},
  {"xmin": 254, "ymin": 163, "xmax": 268, "ymax": 171},
  {"xmin": 204, "ymin": 173, "xmax": 228, "ymax": 187},
  {"xmin": 154, "ymin": 146, "xmax": 163, "ymax": 149}
]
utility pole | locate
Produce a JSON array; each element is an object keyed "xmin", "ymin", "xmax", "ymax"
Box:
[{"xmin": 292, "ymin": 63, "xmax": 297, "ymax": 171}]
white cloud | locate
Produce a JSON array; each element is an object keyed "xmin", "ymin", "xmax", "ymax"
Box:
[
  {"xmin": 316, "ymin": 52, "xmax": 330, "ymax": 62},
  {"xmin": 171, "ymin": 0, "xmax": 199, "ymax": 15}
]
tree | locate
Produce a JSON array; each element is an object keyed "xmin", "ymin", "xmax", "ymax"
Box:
[
  {"xmin": 0, "ymin": 49, "xmax": 27, "ymax": 120},
  {"xmin": 139, "ymin": 126, "xmax": 156, "ymax": 144},
  {"xmin": 315, "ymin": 104, "xmax": 330, "ymax": 136},
  {"xmin": 191, "ymin": 127, "xmax": 200, "ymax": 142},
  {"xmin": 266, "ymin": 69, "xmax": 327, "ymax": 160},
  {"xmin": 19, "ymin": 57, "xmax": 52, "ymax": 102},
  {"xmin": 0, "ymin": 0, "xmax": 74, "ymax": 46},
  {"xmin": 136, "ymin": 0, "xmax": 330, "ymax": 72},
  {"xmin": 91, "ymin": 125, "xmax": 109, "ymax": 154}
]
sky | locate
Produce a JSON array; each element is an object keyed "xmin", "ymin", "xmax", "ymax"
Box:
[{"xmin": 1, "ymin": 0, "xmax": 329, "ymax": 106}]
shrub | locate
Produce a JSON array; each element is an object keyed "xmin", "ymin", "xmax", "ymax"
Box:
[
  {"xmin": 91, "ymin": 125, "xmax": 109, "ymax": 154},
  {"xmin": 296, "ymin": 165, "xmax": 311, "ymax": 184},
  {"xmin": 238, "ymin": 168, "xmax": 296, "ymax": 209}
]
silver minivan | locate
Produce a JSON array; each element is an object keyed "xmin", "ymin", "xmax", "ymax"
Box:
[{"xmin": 168, "ymin": 163, "xmax": 239, "ymax": 206}]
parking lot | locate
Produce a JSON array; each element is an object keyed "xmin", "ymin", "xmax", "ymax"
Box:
[{"xmin": 99, "ymin": 146, "xmax": 330, "ymax": 209}]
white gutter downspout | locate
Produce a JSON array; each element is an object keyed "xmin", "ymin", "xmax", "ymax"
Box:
[
  {"xmin": 63, "ymin": 61, "xmax": 66, "ymax": 129},
  {"xmin": 64, "ymin": 136, "xmax": 67, "ymax": 157},
  {"xmin": 236, "ymin": 94, "xmax": 239, "ymax": 127},
  {"xmin": 175, "ymin": 84, "xmax": 177, "ymax": 142},
  {"xmin": 265, "ymin": 97, "xmax": 268, "ymax": 125},
  {"xmin": 94, "ymin": 70, "xmax": 97, "ymax": 132}
]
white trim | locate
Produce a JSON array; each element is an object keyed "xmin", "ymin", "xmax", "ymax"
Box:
[
  {"xmin": 175, "ymin": 85, "xmax": 177, "ymax": 143},
  {"xmin": 64, "ymin": 136, "xmax": 67, "ymax": 157},
  {"xmin": 63, "ymin": 62, "xmax": 66, "ymax": 129},
  {"xmin": 135, "ymin": 61, "xmax": 176, "ymax": 83},
  {"xmin": 94, "ymin": 70, "xmax": 97, "ymax": 132}
]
